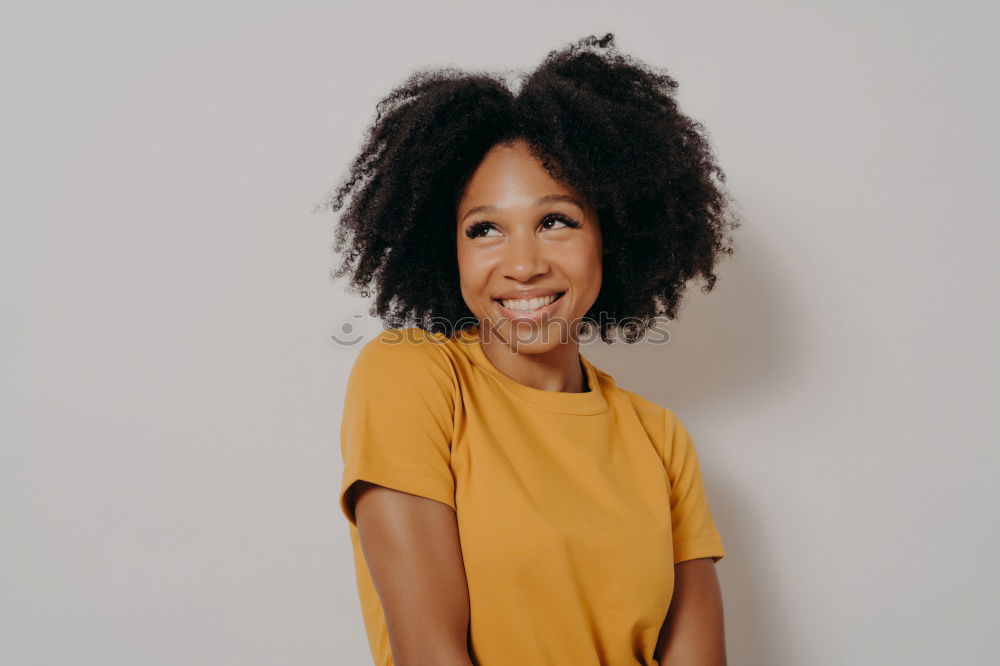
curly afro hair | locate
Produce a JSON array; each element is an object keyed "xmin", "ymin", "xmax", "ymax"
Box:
[{"xmin": 321, "ymin": 32, "xmax": 740, "ymax": 343}]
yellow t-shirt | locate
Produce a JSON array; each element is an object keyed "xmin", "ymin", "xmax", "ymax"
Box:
[{"xmin": 338, "ymin": 324, "xmax": 725, "ymax": 665}]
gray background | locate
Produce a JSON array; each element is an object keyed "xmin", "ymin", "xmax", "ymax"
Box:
[{"xmin": 3, "ymin": 1, "xmax": 998, "ymax": 664}]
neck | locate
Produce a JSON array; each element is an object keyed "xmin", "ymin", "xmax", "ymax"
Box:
[{"xmin": 477, "ymin": 325, "xmax": 588, "ymax": 393}]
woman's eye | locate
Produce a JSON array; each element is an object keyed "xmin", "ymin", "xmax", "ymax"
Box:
[
  {"xmin": 466, "ymin": 222, "xmax": 498, "ymax": 239},
  {"xmin": 465, "ymin": 214, "xmax": 580, "ymax": 239},
  {"xmin": 541, "ymin": 214, "xmax": 581, "ymax": 231}
]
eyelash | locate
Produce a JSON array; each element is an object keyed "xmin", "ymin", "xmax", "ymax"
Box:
[{"xmin": 465, "ymin": 213, "xmax": 581, "ymax": 239}]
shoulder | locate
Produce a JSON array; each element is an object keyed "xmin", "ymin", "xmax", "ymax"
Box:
[
  {"xmin": 616, "ymin": 385, "xmax": 663, "ymax": 415},
  {"xmin": 616, "ymin": 385, "xmax": 670, "ymax": 425},
  {"xmin": 615, "ymin": 385, "xmax": 689, "ymax": 429},
  {"xmin": 614, "ymin": 386, "xmax": 693, "ymax": 455},
  {"xmin": 615, "ymin": 386, "xmax": 671, "ymax": 456},
  {"xmin": 349, "ymin": 327, "xmax": 458, "ymax": 392}
]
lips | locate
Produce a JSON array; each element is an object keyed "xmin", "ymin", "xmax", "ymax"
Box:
[
  {"xmin": 493, "ymin": 289, "xmax": 565, "ymax": 301},
  {"xmin": 492, "ymin": 291, "xmax": 566, "ymax": 323}
]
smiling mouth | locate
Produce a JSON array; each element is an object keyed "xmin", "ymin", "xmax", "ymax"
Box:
[{"xmin": 492, "ymin": 291, "xmax": 566, "ymax": 314}]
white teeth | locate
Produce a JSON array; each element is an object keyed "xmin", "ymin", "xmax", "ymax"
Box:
[{"xmin": 498, "ymin": 293, "xmax": 561, "ymax": 311}]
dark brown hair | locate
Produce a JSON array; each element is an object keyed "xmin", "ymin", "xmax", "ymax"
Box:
[{"xmin": 321, "ymin": 32, "xmax": 740, "ymax": 343}]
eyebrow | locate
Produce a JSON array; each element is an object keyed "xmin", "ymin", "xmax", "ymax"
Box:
[{"xmin": 461, "ymin": 194, "xmax": 585, "ymax": 222}]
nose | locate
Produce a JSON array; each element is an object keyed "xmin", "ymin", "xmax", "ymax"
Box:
[{"xmin": 500, "ymin": 231, "xmax": 549, "ymax": 282}]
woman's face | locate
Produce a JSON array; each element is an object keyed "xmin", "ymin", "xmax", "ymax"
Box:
[{"xmin": 456, "ymin": 139, "xmax": 603, "ymax": 351}]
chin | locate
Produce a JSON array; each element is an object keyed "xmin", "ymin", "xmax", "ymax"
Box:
[{"xmin": 484, "ymin": 316, "xmax": 579, "ymax": 350}]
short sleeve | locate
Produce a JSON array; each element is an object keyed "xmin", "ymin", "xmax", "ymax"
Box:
[
  {"xmin": 663, "ymin": 409, "xmax": 726, "ymax": 564},
  {"xmin": 338, "ymin": 328, "xmax": 458, "ymax": 527}
]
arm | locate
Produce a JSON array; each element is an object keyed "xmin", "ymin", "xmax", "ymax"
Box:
[
  {"xmin": 351, "ymin": 480, "xmax": 473, "ymax": 666},
  {"xmin": 653, "ymin": 557, "xmax": 726, "ymax": 666}
]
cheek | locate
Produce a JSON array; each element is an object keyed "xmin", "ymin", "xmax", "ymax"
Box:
[
  {"xmin": 564, "ymin": 243, "xmax": 603, "ymax": 290},
  {"xmin": 456, "ymin": 246, "xmax": 491, "ymax": 295},
  {"xmin": 580, "ymin": 261, "xmax": 603, "ymax": 300}
]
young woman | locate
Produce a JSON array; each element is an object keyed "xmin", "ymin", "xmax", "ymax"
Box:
[{"xmin": 326, "ymin": 33, "xmax": 740, "ymax": 666}]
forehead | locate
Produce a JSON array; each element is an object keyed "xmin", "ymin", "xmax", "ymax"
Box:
[{"xmin": 457, "ymin": 141, "xmax": 584, "ymax": 212}]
